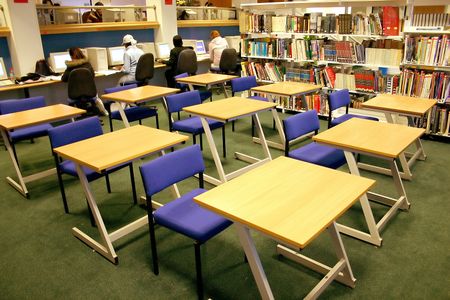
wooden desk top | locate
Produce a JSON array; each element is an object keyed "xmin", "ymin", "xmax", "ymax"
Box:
[
  {"xmin": 362, "ymin": 94, "xmax": 437, "ymax": 116},
  {"xmin": 194, "ymin": 156, "xmax": 375, "ymax": 249},
  {"xmin": 183, "ymin": 97, "xmax": 276, "ymax": 122},
  {"xmin": 0, "ymin": 104, "xmax": 85, "ymax": 130},
  {"xmin": 251, "ymin": 81, "xmax": 322, "ymax": 97},
  {"xmin": 175, "ymin": 73, "xmax": 237, "ymax": 86},
  {"xmin": 0, "ymin": 80, "xmax": 58, "ymax": 93},
  {"xmin": 54, "ymin": 125, "xmax": 188, "ymax": 173},
  {"xmin": 100, "ymin": 85, "xmax": 179, "ymax": 104},
  {"xmin": 313, "ymin": 118, "xmax": 426, "ymax": 158}
]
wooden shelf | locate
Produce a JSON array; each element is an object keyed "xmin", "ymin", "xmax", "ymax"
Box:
[
  {"xmin": 177, "ymin": 20, "xmax": 239, "ymax": 27},
  {"xmin": 0, "ymin": 27, "xmax": 10, "ymax": 37},
  {"xmin": 40, "ymin": 22, "xmax": 159, "ymax": 35}
]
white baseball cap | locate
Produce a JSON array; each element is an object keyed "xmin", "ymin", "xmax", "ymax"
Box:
[{"xmin": 122, "ymin": 34, "xmax": 137, "ymax": 45}]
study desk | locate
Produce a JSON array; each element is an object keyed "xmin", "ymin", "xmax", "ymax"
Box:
[
  {"xmin": 175, "ymin": 73, "xmax": 237, "ymax": 98},
  {"xmin": 313, "ymin": 118, "xmax": 426, "ymax": 246},
  {"xmin": 194, "ymin": 157, "xmax": 375, "ymax": 299},
  {"xmin": 361, "ymin": 94, "xmax": 436, "ymax": 180},
  {"xmin": 100, "ymin": 85, "xmax": 179, "ymax": 127},
  {"xmin": 0, "ymin": 80, "xmax": 58, "ymax": 98},
  {"xmin": 0, "ymin": 104, "xmax": 85, "ymax": 197},
  {"xmin": 250, "ymin": 81, "xmax": 322, "ymax": 150},
  {"xmin": 53, "ymin": 125, "xmax": 188, "ymax": 263},
  {"xmin": 183, "ymin": 97, "xmax": 277, "ymax": 185}
]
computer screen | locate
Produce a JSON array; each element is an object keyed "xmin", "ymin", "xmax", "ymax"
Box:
[
  {"xmin": 0, "ymin": 57, "xmax": 7, "ymax": 80},
  {"xmin": 136, "ymin": 43, "xmax": 156, "ymax": 58},
  {"xmin": 49, "ymin": 52, "xmax": 71, "ymax": 74},
  {"xmin": 225, "ymin": 36, "xmax": 241, "ymax": 53},
  {"xmin": 183, "ymin": 39, "xmax": 197, "ymax": 50},
  {"xmin": 107, "ymin": 47, "xmax": 125, "ymax": 66},
  {"xmin": 86, "ymin": 47, "xmax": 108, "ymax": 72},
  {"xmin": 156, "ymin": 43, "xmax": 171, "ymax": 59},
  {"xmin": 195, "ymin": 40, "xmax": 206, "ymax": 55}
]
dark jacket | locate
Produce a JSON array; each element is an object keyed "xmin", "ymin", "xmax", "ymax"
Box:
[
  {"xmin": 61, "ymin": 58, "xmax": 95, "ymax": 82},
  {"xmin": 163, "ymin": 46, "xmax": 193, "ymax": 72}
]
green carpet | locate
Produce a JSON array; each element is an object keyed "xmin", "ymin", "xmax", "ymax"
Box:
[{"xmin": 0, "ymin": 98, "xmax": 449, "ymax": 299}]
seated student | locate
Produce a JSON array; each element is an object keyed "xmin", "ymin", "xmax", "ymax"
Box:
[
  {"xmin": 117, "ymin": 34, "xmax": 144, "ymax": 85},
  {"xmin": 82, "ymin": 2, "xmax": 103, "ymax": 23},
  {"xmin": 208, "ymin": 30, "xmax": 229, "ymax": 69},
  {"xmin": 156, "ymin": 35, "xmax": 192, "ymax": 88},
  {"xmin": 61, "ymin": 47, "xmax": 108, "ymax": 116}
]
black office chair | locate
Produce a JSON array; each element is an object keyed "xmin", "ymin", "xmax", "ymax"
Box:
[
  {"xmin": 67, "ymin": 68, "xmax": 98, "ymax": 116},
  {"xmin": 211, "ymin": 48, "xmax": 239, "ymax": 75},
  {"xmin": 122, "ymin": 53, "xmax": 155, "ymax": 87},
  {"xmin": 177, "ymin": 49, "xmax": 197, "ymax": 75}
]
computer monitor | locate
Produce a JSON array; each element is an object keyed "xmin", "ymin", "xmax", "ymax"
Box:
[
  {"xmin": 0, "ymin": 57, "xmax": 7, "ymax": 80},
  {"xmin": 195, "ymin": 40, "xmax": 207, "ymax": 55},
  {"xmin": 86, "ymin": 47, "xmax": 108, "ymax": 71},
  {"xmin": 183, "ymin": 39, "xmax": 197, "ymax": 50},
  {"xmin": 225, "ymin": 36, "xmax": 241, "ymax": 53},
  {"xmin": 48, "ymin": 52, "xmax": 71, "ymax": 74},
  {"xmin": 55, "ymin": 11, "xmax": 79, "ymax": 25},
  {"xmin": 156, "ymin": 43, "xmax": 171, "ymax": 59},
  {"xmin": 136, "ymin": 42, "xmax": 156, "ymax": 58},
  {"xmin": 107, "ymin": 46, "xmax": 125, "ymax": 66}
]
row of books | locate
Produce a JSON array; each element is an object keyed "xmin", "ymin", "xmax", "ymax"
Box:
[
  {"xmin": 274, "ymin": 93, "xmax": 329, "ymax": 115},
  {"xmin": 397, "ymin": 69, "xmax": 450, "ymax": 102},
  {"xmin": 240, "ymin": 7, "xmax": 399, "ymax": 36},
  {"xmin": 241, "ymin": 38, "xmax": 292, "ymax": 59},
  {"xmin": 428, "ymin": 106, "xmax": 450, "ymax": 135},
  {"xmin": 411, "ymin": 13, "xmax": 450, "ymax": 28},
  {"xmin": 403, "ymin": 35, "xmax": 450, "ymax": 66},
  {"xmin": 240, "ymin": 61, "xmax": 284, "ymax": 82}
]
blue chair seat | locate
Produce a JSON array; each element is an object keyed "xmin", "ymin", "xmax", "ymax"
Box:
[
  {"xmin": 154, "ymin": 188, "xmax": 232, "ymax": 243},
  {"xmin": 110, "ymin": 106, "xmax": 158, "ymax": 122},
  {"xmin": 331, "ymin": 114, "xmax": 378, "ymax": 127},
  {"xmin": 172, "ymin": 117, "xmax": 224, "ymax": 134},
  {"xmin": 289, "ymin": 142, "xmax": 346, "ymax": 169},
  {"xmin": 249, "ymin": 95, "xmax": 268, "ymax": 102},
  {"xmin": 9, "ymin": 123, "xmax": 52, "ymax": 142}
]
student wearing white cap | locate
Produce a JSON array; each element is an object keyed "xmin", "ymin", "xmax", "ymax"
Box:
[{"xmin": 118, "ymin": 34, "xmax": 144, "ymax": 85}]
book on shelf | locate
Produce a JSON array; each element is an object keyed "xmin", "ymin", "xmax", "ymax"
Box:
[
  {"xmin": 404, "ymin": 35, "xmax": 449, "ymax": 67},
  {"xmin": 242, "ymin": 38, "xmax": 293, "ymax": 59},
  {"xmin": 382, "ymin": 6, "xmax": 400, "ymax": 36},
  {"xmin": 411, "ymin": 13, "xmax": 450, "ymax": 28},
  {"xmin": 241, "ymin": 61, "xmax": 284, "ymax": 82},
  {"xmin": 397, "ymin": 69, "xmax": 450, "ymax": 102}
]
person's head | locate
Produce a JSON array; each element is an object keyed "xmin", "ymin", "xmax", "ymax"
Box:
[
  {"xmin": 210, "ymin": 30, "xmax": 220, "ymax": 40},
  {"xmin": 69, "ymin": 47, "xmax": 86, "ymax": 60},
  {"xmin": 173, "ymin": 35, "xmax": 183, "ymax": 47},
  {"xmin": 94, "ymin": 1, "xmax": 103, "ymax": 15},
  {"xmin": 122, "ymin": 34, "xmax": 137, "ymax": 48}
]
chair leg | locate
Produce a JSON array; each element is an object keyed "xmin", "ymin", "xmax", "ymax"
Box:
[
  {"xmin": 30, "ymin": 138, "xmax": 35, "ymax": 144},
  {"xmin": 56, "ymin": 168, "xmax": 69, "ymax": 214},
  {"xmin": 177, "ymin": 111, "xmax": 181, "ymax": 120},
  {"xmin": 222, "ymin": 126, "xmax": 226, "ymax": 158},
  {"xmin": 129, "ymin": 164, "xmax": 137, "ymax": 205},
  {"xmin": 231, "ymin": 120, "xmax": 235, "ymax": 132},
  {"xmin": 273, "ymin": 119, "xmax": 275, "ymax": 130},
  {"xmin": 105, "ymin": 174, "xmax": 111, "ymax": 193},
  {"xmin": 109, "ymin": 116, "xmax": 114, "ymax": 132},
  {"xmin": 193, "ymin": 134, "xmax": 197, "ymax": 146},
  {"xmin": 146, "ymin": 198, "xmax": 159, "ymax": 275},
  {"xmin": 194, "ymin": 242, "xmax": 204, "ymax": 300},
  {"xmin": 199, "ymin": 133, "xmax": 203, "ymax": 151},
  {"xmin": 155, "ymin": 113, "xmax": 160, "ymax": 129},
  {"xmin": 251, "ymin": 117, "xmax": 255, "ymax": 137}
]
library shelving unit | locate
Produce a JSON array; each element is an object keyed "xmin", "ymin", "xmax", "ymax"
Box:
[
  {"xmin": 176, "ymin": 6, "xmax": 238, "ymax": 27},
  {"xmin": 239, "ymin": 0, "xmax": 450, "ymax": 139}
]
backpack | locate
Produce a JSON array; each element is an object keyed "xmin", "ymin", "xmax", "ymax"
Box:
[{"xmin": 35, "ymin": 59, "xmax": 55, "ymax": 76}]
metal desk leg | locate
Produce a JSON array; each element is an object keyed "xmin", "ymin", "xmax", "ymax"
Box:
[
  {"xmin": 222, "ymin": 82, "xmax": 229, "ymax": 98},
  {"xmin": 200, "ymin": 117, "xmax": 227, "ymax": 185},
  {"xmin": 252, "ymin": 98, "xmax": 285, "ymax": 150},
  {"xmin": 116, "ymin": 102, "xmax": 130, "ymax": 128},
  {"xmin": 1, "ymin": 129, "xmax": 28, "ymax": 197},
  {"xmin": 236, "ymin": 224, "xmax": 274, "ymax": 300},
  {"xmin": 72, "ymin": 163, "xmax": 118, "ymax": 264}
]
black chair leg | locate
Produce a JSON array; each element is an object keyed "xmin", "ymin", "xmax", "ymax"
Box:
[
  {"xmin": 109, "ymin": 116, "xmax": 114, "ymax": 132},
  {"xmin": 146, "ymin": 198, "xmax": 159, "ymax": 275},
  {"xmin": 199, "ymin": 133, "xmax": 203, "ymax": 151},
  {"xmin": 194, "ymin": 242, "xmax": 204, "ymax": 300},
  {"xmin": 105, "ymin": 174, "xmax": 111, "ymax": 193},
  {"xmin": 139, "ymin": 120, "xmax": 142, "ymax": 125},
  {"xmin": 231, "ymin": 120, "xmax": 235, "ymax": 132},
  {"xmin": 155, "ymin": 114, "xmax": 160, "ymax": 129},
  {"xmin": 177, "ymin": 111, "xmax": 181, "ymax": 120},
  {"xmin": 129, "ymin": 164, "xmax": 137, "ymax": 205},
  {"xmin": 273, "ymin": 119, "xmax": 276, "ymax": 130},
  {"xmin": 193, "ymin": 134, "xmax": 197, "ymax": 146},
  {"xmin": 56, "ymin": 169, "xmax": 69, "ymax": 214},
  {"xmin": 30, "ymin": 138, "xmax": 35, "ymax": 144},
  {"xmin": 222, "ymin": 126, "xmax": 226, "ymax": 158}
]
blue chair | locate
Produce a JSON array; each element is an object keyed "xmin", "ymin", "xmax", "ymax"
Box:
[
  {"xmin": 139, "ymin": 145, "xmax": 232, "ymax": 299},
  {"xmin": 174, "ymin": 72, "xmax": 212, "ymax": 102},
  {"xmin": 165, "ymin": 90, "xmax": 226, "ymax": 158},
  {"xmin": 230, "ymin": 76, "xmax": 270, "ymax": 133},
  {"xmin": 48, "ymin": 117, "xmax": 137, "ymax": 214},
  {"xmin": 283, "ymin": 110, "xmax": 346, "ymax": 169},
  {"xmin": 103, "ymin": 84, "xmax": 159, "ymax": 132},
  {"xmin": 328, "ymin": 89, "xmax": 378, "ymax": 128},
  {"xmin": 0, "ymin": 96, "xmax": 52, "ymax": 163}
]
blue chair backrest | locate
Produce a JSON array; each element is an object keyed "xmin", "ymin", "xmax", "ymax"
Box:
[
  {"xmin": 48, "ymin": 117, "xmax": 103, "ymax": 149},
  {"xmin": 0, "ymin": 96, "xmax": 46, "ymax": 115},
  {"xmin": 283, "ymin": 110, "xmax": 320, "ymax": 142},
  {"xmin": 174, "ymin": 72, "xmax": 189, "ymax": 90},
  {"xmin": 329, "ymin": 89, "xmax": 351, "ymax": 111},
  {"xmin": 165, "ymin": 90, "xmax": 201, "ymax": 114},
  {"xmin": 104, "ymin": 83, "xmax": 138, "ymax": 94},
  {"xmin": 140, "ymin": 145, "xmax": 205, "ymax": 196},
  {"xmin": 231, "ymin": 76, "xmax": 257, "ymax": 94}
]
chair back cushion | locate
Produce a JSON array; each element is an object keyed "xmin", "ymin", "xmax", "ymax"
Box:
[
  {"xmin": 328, "ymin": 89, "xmax": 351, "ymax": 111},
  {"xmin": 283, "ymin": 109, "xmax": 320, "ymax": 142},
  {"xmin": 135, "ymin": 53, "xmax": 154, "ymax": 82},
  {"xmin": 0, "ymin": 96, "xmax": 46, "ymax": 115},
  {"xmin": 177, "ymin": 49, "xmax": 197, "ymax": 75},
  {"xmin": 219, "ymin": 48, "xmax": 238, "ymax": 73},
  {"xmin": 68, "ymin": 68, "xmax": 97, "ymax": 100},
  {"xmin": 104, "ymin": 83, "xmax": 138, "ymax": 94},
  {"xmin": 48, "ymin": 116, "xmax": 103, "ymax": 149},
  {"xmin": 140, "ymin": 145, "xmax": 205, "ymax": 196},
  {"xmin": 165, "ymin": 90, "xmax": 201, "ymax": 113},
  {"xmin": 231, "ymin": 76, "xmax": 257, "ymax": 94}
]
